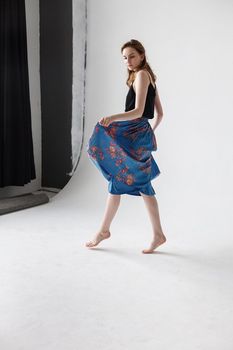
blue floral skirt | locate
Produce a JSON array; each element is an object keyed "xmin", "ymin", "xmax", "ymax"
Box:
[{"xmin": 86, "ymin": 117, "xmax": 161, "ymax": 196}]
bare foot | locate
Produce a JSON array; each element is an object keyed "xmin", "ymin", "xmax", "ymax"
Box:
[
  {"xmin": 85, "ymin": 230, "xmax": 111, "ymax": 248},
  {"xmin": 142, "ymin": 233, "xmax": 167, "ymax": 254}
]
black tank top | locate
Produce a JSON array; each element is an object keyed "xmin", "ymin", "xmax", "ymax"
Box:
[{"xmin": 124, "ymin": 79, "xmax": 156, "ymax": 119}]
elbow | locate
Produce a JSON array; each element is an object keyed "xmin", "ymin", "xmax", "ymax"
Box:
[{"xmin": 134, "ymin": 107, "xmax": 144, "ymax": 117}]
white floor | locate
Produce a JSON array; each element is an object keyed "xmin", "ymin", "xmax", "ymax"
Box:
[{"xmin": 0, "ymin": 149, "xmax": 232, "ymax": 350}]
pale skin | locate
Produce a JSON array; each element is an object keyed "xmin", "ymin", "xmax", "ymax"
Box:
[{"xmin": 86, "ymin": 47, "xmax": 166, "ymax": 253}]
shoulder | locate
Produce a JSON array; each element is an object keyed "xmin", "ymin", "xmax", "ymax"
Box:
[
  {"xmin": 135, "ymin": 69, "xmax": 150, "ymax": 81},
  {"xmin": 133, "ymin": 69, "xmax": 150, "ymax": 89}
]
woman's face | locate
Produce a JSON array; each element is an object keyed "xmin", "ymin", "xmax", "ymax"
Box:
[{"xmin": 122, "ymin": 47, "xmax": 144, "ymax": 72}]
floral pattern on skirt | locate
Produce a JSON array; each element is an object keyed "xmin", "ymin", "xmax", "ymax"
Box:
[{"xmin": 86, "ymin": 117, "xmax": 161, "ymax": 196}]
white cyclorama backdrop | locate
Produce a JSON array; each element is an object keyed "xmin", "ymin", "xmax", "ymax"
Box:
[
  {"xmin": 57, "ymin": 0, "xmax": 233, "ymax": 240},
  {"xmin": 1, "ymin": 1, "xmax": 233, "ymax": 349}
]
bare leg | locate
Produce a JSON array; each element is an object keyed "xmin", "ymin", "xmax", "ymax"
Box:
[
  {"xmin": 85, "ymin": 193, "xmax": 121, "ymax": 247},
  {"xmin": 140, "ymin": 192, "xmax": 167, "ymax": 253}
]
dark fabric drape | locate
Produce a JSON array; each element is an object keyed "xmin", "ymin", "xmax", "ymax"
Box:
[{"xmin": 0, "ymin": 0, "xmax": 36, "ymax": 187}]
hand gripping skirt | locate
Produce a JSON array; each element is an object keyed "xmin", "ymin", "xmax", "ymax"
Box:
[{"xmin": 86, "ymin": 117, "xmax": 161, "ymax": 196}]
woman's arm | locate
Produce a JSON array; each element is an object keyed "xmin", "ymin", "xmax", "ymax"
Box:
[
  {"xmin": 150, "ymin": 87, "xmax": 164, "ymax": 131},
  {"xmin": 99, "ymin": 70, "xmax": 150, "ymax": 125}
]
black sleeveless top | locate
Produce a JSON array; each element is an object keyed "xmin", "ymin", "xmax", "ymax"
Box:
[{"xmin": 124, "ymin": 81, "xmax": 156, "ymax": 119}]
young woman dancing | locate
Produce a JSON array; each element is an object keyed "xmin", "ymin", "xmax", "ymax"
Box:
[{"xmin": 86, "ymin": 39, "xmax": 166, "ymax": 254}]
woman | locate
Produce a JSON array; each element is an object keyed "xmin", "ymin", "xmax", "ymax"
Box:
[{"xmin": 86, "ymin": 39, "xmax": 166, "ymax": 254}]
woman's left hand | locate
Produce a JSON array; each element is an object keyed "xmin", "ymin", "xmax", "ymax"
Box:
[{"xmin": 99, "ymin": 116, "xmax": 114, "ymax": 127}]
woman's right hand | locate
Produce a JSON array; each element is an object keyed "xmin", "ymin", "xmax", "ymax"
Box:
[{"xmin": 152, "ymin": 114, "xmax": 163, "ymax": 131}]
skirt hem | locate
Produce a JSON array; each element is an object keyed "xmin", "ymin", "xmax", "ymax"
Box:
[{"xmin": 107, "ymin": 171, "xmax": 161, "ymax": 196}]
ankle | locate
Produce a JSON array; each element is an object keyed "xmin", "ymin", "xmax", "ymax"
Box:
[
  {"xmin": 153, "ymin": 230, "xmax": 165, "ymax": 238},
  {"xmin": 99, "ymin": 228, "xmax": 110, "ymax": 234}
]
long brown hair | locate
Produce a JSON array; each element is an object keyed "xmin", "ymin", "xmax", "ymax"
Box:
[{"xmin": 121, "ymin": 39, "xmax": 157, "ymax": 87}]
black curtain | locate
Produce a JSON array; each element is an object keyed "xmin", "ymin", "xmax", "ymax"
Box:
[{"xmin": 0, "ymin": 0, "xmax": 36, "ymax": 187}]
